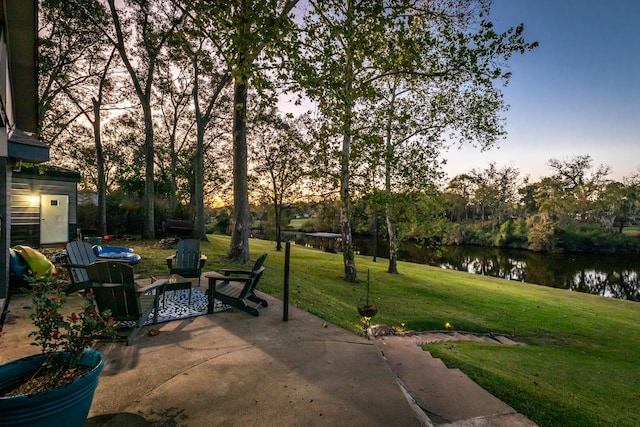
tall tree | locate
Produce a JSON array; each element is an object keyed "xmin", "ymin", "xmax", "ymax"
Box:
[
  {"xmin": 547, "ymin": 154, "xmax": 611, "ymax": 222},
  {"xmin": 38, "ymin": 0, "xmax": 107, "ymax": 143},
  {"xmin": 370, "ymin": 77, "xmax": 444, "ymax": 273},
  {"xmin": 375, "ymin": 0, "xmax": 536, "ymax": 273},
  {"xmin": 76, "ymin": 0, "xmax": 185, "ymax": 238},
  {"xmin": 155, "ymin": 61, "xmax": 197, "ymax": 213},
  {"xmin": 249, "ymin": 111, "xmax": 307, "ymax": 251},
  {"xmin": 189, "ymin": 47, "xmax": 231, "ymax": 240},
  {"xmin": 39, "ymin": 0, "xmax": 121, "ymax": 235},
  {"xmin": 468, "ymin": 163, "xmax": 521, "ymax": 226},
  {"xmin": 181, "ymin": 0, "xmax": 300, "ymax": 261},
  {"xmin": 297, "ymin": 0, "xmax": 393, "ymax": 282},
  {"xmin": 65, "ymin": 49, "xmax": 119, "ymax": 235},
  {"xmin": 299, "ymin": 0, "xmax": 536, "ymax": 278},
  {"xmin": 167, "ymin": 23, "xmax": 233, "ymax": 239}
]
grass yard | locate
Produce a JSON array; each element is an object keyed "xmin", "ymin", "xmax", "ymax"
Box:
[
  {"xmin": 286, "ymin": 218, "xmax": 313, "ymax": 229},
  {"xmin": 623, "ymin": 225, "xmax": 640, "ymax": 237},
  {"xmin": 119, "ymin": 235, "xmax": 640, "ymax": 427}
]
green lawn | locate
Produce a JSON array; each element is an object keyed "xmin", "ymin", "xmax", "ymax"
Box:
[
  {"xmin": 129, "ymin": 235, "xmax": 640, "ymax": 427},
  {"xmin": 623, "ymin": 225, "xmax": 640, "ymax": 237},
  {"xmin": 286, "ymin": 218, "xmax": 312, "ymax": 229}
]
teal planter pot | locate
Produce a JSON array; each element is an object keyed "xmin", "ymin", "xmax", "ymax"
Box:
[{"xmin": 0, "ymin": 349, "xmax": 104, "ymax": 427}]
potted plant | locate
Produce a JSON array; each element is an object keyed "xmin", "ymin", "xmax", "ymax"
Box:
[{"xmin": 0, "ymin": 277, "xmax": 114, "ymax": 427}]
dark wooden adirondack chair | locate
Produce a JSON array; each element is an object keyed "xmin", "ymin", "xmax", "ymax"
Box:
[
  {"xmin": 63, "ymin": 241, "xmax": 98, "ymax": 294},
  {"xmin": 166, "ymin": 239, "xmax": 207, "ymax": 284},
  {"xmin": 86, "ymin": 261, "xmax": 162, "ymax": 346},
  {"xmin": 165, "ymin": 239, "xmax": 207, "ymax": 302},
  {"xmin": 63, "ymin": 241, "xmax": 134, "ymax": 293},
  {"xmin": 205, "ymin": 254, "xmax": 268, "ymax": 316}
]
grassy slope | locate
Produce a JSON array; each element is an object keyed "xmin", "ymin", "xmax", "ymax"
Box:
[
  {"xmin": 131, "ymin": 235, "xmax": 640, "ymax": 427},
  {"xmin": 623, "ymin": 226, "xmax": 640, "ymax": 237}
]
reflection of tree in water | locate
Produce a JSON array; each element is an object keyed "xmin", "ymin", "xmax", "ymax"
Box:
[
  {"xmin": 569, "ymin": 270, "xmax": 608, "ymax": 297},
  {"xmin": 352, "ymin": 235, "xmax": 640, "ymax": 301},
  {"xmin": 439, "ymin": 247, "xmax": 531, "ymax": 282},
  {"xmin": 613, "ymin": 271, "xmax": 640, "ymax": 301},
  {"xmin": 569, "ymin": 269, "xmax": 640, "ymax": 301}
]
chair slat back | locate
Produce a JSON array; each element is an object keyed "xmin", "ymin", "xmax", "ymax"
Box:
[
  {"xmin": 87, "ymin": 261, "xmax": 141, "ymax": 321},
  {"xmin": 66, "ymin": 241, "xmax": 98, "ymax": 283},
  {"xmin": 175, "ymin": 239, "xmax": 201, "ymax": 269},
  {"xmin": 252, "ymin": 253, "xmax": 268, "ymax": 272},
  {"xmin": 67, "ymin": 241, "xmax": 97, "ymax": 265},
  {"xmin": 88, "ymin": 260, "xmax": 134, "ymax": 283}
]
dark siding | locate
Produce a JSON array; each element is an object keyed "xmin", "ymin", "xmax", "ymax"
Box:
[
  {"xmin": 10, "ymin": 178, "xmax": 39, "ymax": 227},
  {"xmin": 11, "ymin": 224, "xmax": 39, "ymax": 247}
]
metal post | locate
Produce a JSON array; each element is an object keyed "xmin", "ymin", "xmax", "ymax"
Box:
[{"xmin": 283, "ymin": 241, "xmax": 290, "ymax": 321}]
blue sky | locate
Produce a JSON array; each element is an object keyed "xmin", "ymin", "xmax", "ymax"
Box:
[{"xmin": 442, "ymin": 0, "xmax": 640, "ymax": 182}]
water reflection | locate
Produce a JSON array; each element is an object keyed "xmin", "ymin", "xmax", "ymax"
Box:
[{"xmin": 351, "ymin": 237, "xmax": 640, "ymax": 302}]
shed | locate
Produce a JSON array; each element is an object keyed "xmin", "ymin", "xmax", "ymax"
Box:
[{"xmin": 10, "ymin": 165, "xmax": 81, "ymax": 247}]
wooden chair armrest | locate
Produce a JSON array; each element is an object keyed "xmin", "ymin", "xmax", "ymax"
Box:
[
  {"xmin": 199, "ymin": 254, "xmax": 207, "ymax": 269},
  {"xmin": 207, "ymin": 273, "xmax": 252, "ymax": 286},
  {"xmin": 221, "ymin": 269, "xmax": 252, "ymax": 276},
  {"xmin": 137, "ymin": 278, "xmax": 167, "ymax": 294},
  {"xmin": 206, "ymin": 271, "xmax": 227, "ymax": 280}
]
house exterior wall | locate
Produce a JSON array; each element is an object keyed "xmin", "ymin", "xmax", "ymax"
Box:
[
  {"xmin": 1, "ymin": 17, "xmax": 10, "ymax": 298},
  {"xmin": 1, "ymin": 0, "xmax": 41, "ymax": 299}
]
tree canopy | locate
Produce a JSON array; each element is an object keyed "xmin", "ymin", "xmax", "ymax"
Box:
[{"xmin": 38, "ymin": 0, "xmax": 553, "ymax": 266}]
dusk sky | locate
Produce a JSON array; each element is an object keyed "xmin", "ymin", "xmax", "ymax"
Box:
[{"xmin": 442, "ymin": 0, "xmax": 640, "ymax": 182}]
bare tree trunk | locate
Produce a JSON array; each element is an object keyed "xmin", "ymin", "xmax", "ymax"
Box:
[
  {"xmin": 275, "ymin": 196, "xmax": 282, "ymax": 251},
  {"xmin": 169, "ymin": 140, "xmax": 177, "ymax": 210},
  {"xmin": 142, "ymin": 101, "xmax": 155, "ymax": 238},
  {"xmin": 341, "ymin": 124, "xmax": 357, "ymax": 282},
  {"xmin": 384, "ymin": 88, "xmax": 398, "ymax": 274},
  {"xmin": 228, "ymin": 80, "xmax": 250, "ymax": 263},
  {"xmin": 104, "ymin": 0, "xmax": 180, "ymax": 239},
  {"xmin": 192, "ymin": 55, "xmax": 206, "ymax": 240},
  {"xmin": 340, "ymin": 2, "xmax": 357, "ymax": 283},
  {"xmin": 372, "ymin": 212, "xmax": 377, "ymax": 263},
  {"xmin": 386, "ymin": 204, "xmax": 398, "ymax": 274},
  {"xmin": 92, "ymin": 99, "xmax": 107, "ymax": 236},
  {"xmin": 193, "ymin": 120, "xmax": 206, "ymax": 240}
]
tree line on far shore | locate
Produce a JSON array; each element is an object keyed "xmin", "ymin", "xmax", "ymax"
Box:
[{"xmin": 80, "ymin": 152, "xmax": 640, "ymax": 266}]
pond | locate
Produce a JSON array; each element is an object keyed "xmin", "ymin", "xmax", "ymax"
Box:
[{"xmin": 351, "ymin": 236, "xmax": 640, "ymax": 302}]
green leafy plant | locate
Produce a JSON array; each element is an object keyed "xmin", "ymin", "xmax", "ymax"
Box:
[{"xmin": 8, "ymin": 278, "xmax": 115, "ymax": 395}]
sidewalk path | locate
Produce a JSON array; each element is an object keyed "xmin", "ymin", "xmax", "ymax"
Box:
[{"xmin": 370, "ymin": 327, "xmax": 538, "ymax": 426}]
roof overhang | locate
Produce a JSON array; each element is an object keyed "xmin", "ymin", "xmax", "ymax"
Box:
[
  {"xmin": 8, "ymin": 127, "xmax": 49, "ymax": 162},
  {"xmin": 1, "ymin": 1, "xmax": 38, "ymax": 133}
]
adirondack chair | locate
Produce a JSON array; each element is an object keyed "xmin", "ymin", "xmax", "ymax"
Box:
[
  {"xmin": 63, "ymin": 241, "xmax": 98, "ymax": 294},
  {"xmin": 86, "ymin": 261, "xmax": 162, "ymax": 346},
  {"xmin": 64, "ymin": 241, "xmax": 141, "ymax": 294},
  {"xmin": 205, "ymin": 254, "xmax": 269, "ymax": 316},
  {"xmin": 220, "ymin": 253, "xmax": 268, "ymax": 278},
  {"xmin": 165, "ymin": 239, "xmax": 207, "ymax": 302}
]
